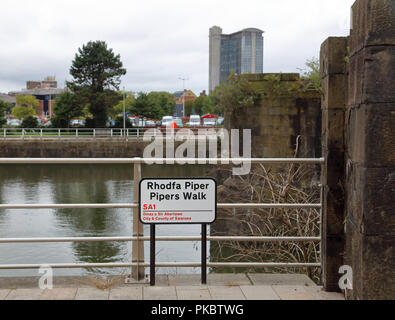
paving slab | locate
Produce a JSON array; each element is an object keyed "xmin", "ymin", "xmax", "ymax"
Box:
[
  {"xmin": 248, "ymin": 274, "xmax": 317, "ymax": 286},
  {"xmin": 208, "ymin": 286, "xmax": 246, "ymax": 300},
  {"xmin": 305, "ymin": 286, "xmax": 345, "ymax": 300},
  {"xmin": 75, "ymin": 287, "xmax": 110, "ymax": 300},
  {"xmin": 207, "ymin": 274, "xmax": 251, "ymax": 286},
  {"xmin": 0, "ymin": 289, "xmax": 11, "ymax": 300},
  {"xmin": 143, "ymin": 286, "xmax": 177, "ymax": 300},
  {"xmin": 109, "ymin": 287, "xmax": 143, "ymax": 300},
  {"xmin": 176, "ymin": 286, "xmax": 212, "ymax": 300},
  {"xmin": 240, "ymin": 285, "xmax": 280, "ymax": 300},
  {"xmin": 5, "ymin": 289, "xmax": 44, "ymax": 300},
  {"xmin": 40, "ymin": 288, "xmax": 77, "ymax": 300},
  {"xmin": 272, "ymin": 285, "xmax": 318, "ymax": 300}
]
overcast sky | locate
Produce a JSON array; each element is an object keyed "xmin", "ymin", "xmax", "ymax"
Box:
[{"xmin": 0, "ymin": 0, "xmax": 355, "ymax": 95}]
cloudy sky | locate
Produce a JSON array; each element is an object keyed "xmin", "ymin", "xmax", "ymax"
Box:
[{"xmin": 0, "ymin": 0, "xmax": 354, "ymax": 95}]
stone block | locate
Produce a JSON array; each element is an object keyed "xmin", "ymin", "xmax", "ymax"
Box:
[
  {"xmin": 143, "ymin": 286, "xmax": 177, "ymax": 300},
  {"xmin": 176, "ymin": 286, "xmax": 212, "ymax": 300},
  {"xmin": 349, "ymin": 46, "xmax": 395, "ymax": 105},
  {"xmin": 345, "ymin": 220, "xmax": 395, "ymax": 300},
  {"xmin": 271, "ymin": 285, "xmax": 317, "ymax": 300},
  {"xmin": 320, "ymin": 37, "xmax": 348, "ymax": 77},
  {"xmin": 208, "ymin": 286, "xmax": 246, "ymax": 300},
  {"xmin": 346, "ymin": 165, "xmax": 395, "ymax": 236},
  {"xmin": 322, "ymin": 74, "xmax": 347, "ymax": 109},
  {"xmin": 349, "ymin": 0, "xmax": 395, "ymax": 56},
  {"xmin": 322, "ymin": 235, "xmax": 345, "ymax": 292},
  {"xmin": 346, "ymin": 103, "xmax": 395, "ymax": 167},
  {"xmin": 109, "ymin": 287, "xmax": 143, "ymax": 300},
  {"xmin": 239, "ymin": 285, "xmax": 280, "ymax": 300},
  {"xmin": 248, "ymin": 274, "xmax": 316, "ymax": 286}
]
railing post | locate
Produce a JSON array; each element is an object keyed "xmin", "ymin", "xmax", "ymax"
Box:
[
  {"xmin": 58, "ymin": 129, "xmax": 60, "ymax": 139},
  {"xmin": 76, "ymin": 129, "xmax": 78, "ymax": 138},
  {"xmin": 132, "ymin": 160, "xmax": 145, "ymax": 280},
  {"xmin": 3, "ymin": 128, "xmax": 6, "ymax": 140}
]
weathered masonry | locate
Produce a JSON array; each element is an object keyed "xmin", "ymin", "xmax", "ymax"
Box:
[{"xmin": 321, "ymin": 0, "xmax": 395, "ymax": 299}]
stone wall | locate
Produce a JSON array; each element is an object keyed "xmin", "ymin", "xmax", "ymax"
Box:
[
  {"xmin": 0, "ymin": 140, "xmax": 149, "ymax": 158},
  {"xmin": 344, "ymin": 0, "xmax": 395, "ymax": 300},
  {"xmin": 321, "ymin": 0, "xmax": 395, "ymax": 300},
  {"xmin": 320, "ymin": 37, "xmax": 348, "ymax": 292},
  {"xmin": 225, "ymin": 73, "xmax": 322, "ymax": 158}
]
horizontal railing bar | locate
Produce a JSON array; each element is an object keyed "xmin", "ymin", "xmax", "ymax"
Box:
[
  {"xmin": 0, "ymin": 157, "xmax": 325, "ymax": 164},
  {"xmin": 0, "ymin": 262, "xmax": 321, "ymax": 269},
  {"xmin": 0, "ymin": 203, "xmax": 321, "ymax": 209},
  {"xmin": 0, "ymin": 236, "xmax": 321, "ymax": 243},
  {"xmin": 0, "ymin": 204, "xmax": 138, "ymax": 209}
]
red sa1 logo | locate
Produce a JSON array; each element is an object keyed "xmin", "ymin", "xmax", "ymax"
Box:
[{"xmin": 143, "ymin": 204, "xmax": 156, "ymax": 210}]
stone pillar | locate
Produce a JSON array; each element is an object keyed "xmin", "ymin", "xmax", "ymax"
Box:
[
  {"xmin": 344, "ymin": 0, "xmax": 395, "ymax": 300},
  {"xmin": 320, "ymin": 37, "xmax": 348, "ymax": 292}
]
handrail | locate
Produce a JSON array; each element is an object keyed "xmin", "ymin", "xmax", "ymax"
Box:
[
  {"xmin": 0, "ymin": 157, "xmax": 324, "ymax": 272},
  {"xmin": 0, "ymin": 157, "xmax": 325, "ymax": 164}
]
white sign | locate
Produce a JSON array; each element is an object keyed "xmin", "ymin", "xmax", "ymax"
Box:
[{"xmin": 139, "ymin": 178, "xmax": 217, "ymax": 224}]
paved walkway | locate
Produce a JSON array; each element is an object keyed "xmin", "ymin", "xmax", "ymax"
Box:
[{"xmin": 0, "ymin": 274, "xmax": 344, "ymax": 300}]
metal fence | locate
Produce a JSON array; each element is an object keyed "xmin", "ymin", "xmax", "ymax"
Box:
[
  {"xmin": 2, "ymin": 128, "xmax": 220, "ymax": 140},
  {"xmin": 0, "ymin": 157, "xmax": 324, "ymax": 280}
]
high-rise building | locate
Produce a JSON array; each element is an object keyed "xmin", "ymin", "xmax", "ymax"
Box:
[{"xmin": 209, "ymin": 26, "xmax": 264, "ymax": 92}]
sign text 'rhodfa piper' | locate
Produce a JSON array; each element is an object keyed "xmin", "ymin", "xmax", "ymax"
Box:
[{"xmin": 139, "ymin": 178, "xmax": 217, "ymax": 224}]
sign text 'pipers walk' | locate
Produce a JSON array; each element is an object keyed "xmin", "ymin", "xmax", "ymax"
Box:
[{"xmin": 139, "ymin": 178, "xmax": 217, "ymax": 224}]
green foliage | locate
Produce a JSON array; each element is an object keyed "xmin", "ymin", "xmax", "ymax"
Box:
[
  {"xmin": 213, "ymin": 72, "xmax": 261, "ymax": 115},
  {"xmin": 300, "ymin": 57, "xmax": 322, "ymax": 92},
  {"xmin": 68, "ymin": 40, "xmax": 127, "ymax": 127},
  {"xmin": 108, "ymin": 92, "xmax": 134, "ymax": 118},
  {"xmin": 113, "ymin": 116, "xmax": 133, "ymax": 128},
  {"xmin": 131, "ymin": 91, "xmax": 175, "ymax": 119},
  {"xmin": 53, "ymin": 92, "xmax": 83, "ymax": 128},
  {"xmin": 21, "ymin": 115, "xmax": 39, "ymax": 128},
  {"xmin": 0, "ymin": 100, "xmax": 13, "ymax": 127},
  {"xmin": 188, "ymin": 95, "xmax": 217, "ymax": 116},
  {"xmin": 0, "ymin": 100, "xmax": 13, "ymax": 114},
  {"xmin": 184, "ymin": 100, "xmax": 194, "ymax": 117},
  {"xmin": 16, "ymin": 95, "xmax": 39, "ymax": 109},
  {"xmin": 11, "ymin": 105, "xmax": 36, "ymax": 119}
]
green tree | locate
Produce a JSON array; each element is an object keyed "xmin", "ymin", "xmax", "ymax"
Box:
[
  {"xmin": 21, "ymin": 115, "xmax": 39, "ymax": 128},
  {"xmin": 0, "ymin": 101, "xmax": 13, "ymax": 127},
  {"xmin": 131, "ymin": 91, "xmax": 175, "ymax": 120},
  {"xmin": 52, "ymin": 92, "xmax": 83, "ymax": 128},
  {"xmin": 16, "ymin": 95, "xmax": 39, "ymax": 109},
  {"xmin": 68, "ymin": 40, "xmax": 127, "ymax": 127},
  {"xmin": 108, "ymin": 92, "xmax": 134, "ymax": 118},
  {"xmin": 192, "ymin": 95, "xmax": 217, "ymax": 115},
  {"xmin": 11, "ymin": 105, "xmax": 36, "ymax": 120},
  {"xmin": 213, "ymin": 72, "xmax": 261, "ymax": 117},
  {"xmin": 300, "ymin": 57, "xmax": 321, "ymax": 92}
]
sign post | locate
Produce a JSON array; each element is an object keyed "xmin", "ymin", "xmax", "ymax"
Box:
[{"xmin": 139, "ymin": 178, "xmax": 217, "ymax": 286}]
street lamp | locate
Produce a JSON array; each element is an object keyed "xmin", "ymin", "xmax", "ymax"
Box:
[
  {"xmin": 178, "ymin": 77, "xmax": 189, "ymax": 117},
  {"xmin": 123, "ymin": 86, "xmax": 126, "ymax": 136}
]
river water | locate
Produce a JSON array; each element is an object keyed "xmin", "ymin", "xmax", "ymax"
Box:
[{"xmin": 0, "ymin": 164, "xmax": 210, "ymax": 277}]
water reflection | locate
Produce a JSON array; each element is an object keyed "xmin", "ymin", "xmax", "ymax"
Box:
[{"xmin": 0, "ymin": 164, "xmax": 209, "ymax": 276}]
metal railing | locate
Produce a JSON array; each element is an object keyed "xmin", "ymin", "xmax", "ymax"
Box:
[
  {"xmin": 2, "ymin": 128, "xmax": 221, "ymax": 140},
  {"xmin": 0, "ymin": 157, "xmax": 325, "ymax": 278}
]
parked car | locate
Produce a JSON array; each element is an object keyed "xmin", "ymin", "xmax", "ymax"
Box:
[
  {"xmin": 173, "ymin": 117, "xmax": 183, "ymax": 128},
  {"xmin": 161, "ymin": 116, "xmax": 174, "ymax": 127},
  {"xmin": 187, "ymin": 115, "xmax": 201, "ymax": 127},
  {"xmin": 216, "ymin": 117, "xmax": 224, "ymax": 125},
  {"xmin": 70, "ymin": 119, "xmax": 85, "ymax": 127},
  {"xmin": 203, "ymin": 118, "xmax": 216, "ymax": 127},
  {"xmin": 6, "ymin": 118, "xmax": 21, "ymax": 126},
  {"xmin": 145, "ymin": 120, "xmax": 156, "ymax": 127}
]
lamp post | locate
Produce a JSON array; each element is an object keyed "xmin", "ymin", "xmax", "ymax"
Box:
[
  {"xmin": 178, "ymin": 77, "xmax": 189, "ymax": 117},
  {"xmin": 123, "ymin": 86, "xmax": 126, "ymax": 136}
]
